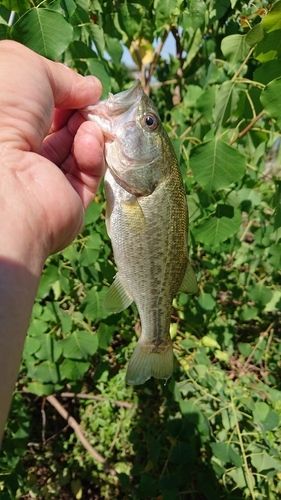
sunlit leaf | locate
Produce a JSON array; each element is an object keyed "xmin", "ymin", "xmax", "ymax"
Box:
[
  {"xmin": 11, "ymin": 8, "xmax": 73, "ymax": 59},
  {"xmin": 262, "ymin": 1, "xmax": 281, "ymax": 33},
  {"xmin": 221, "ymin": 34, "xmax": 250, "ymax": 65},
  {"xmin": 34, "ymin": 334, "xmax": 62, "ymax": 363},
  {"xmin": 189, "ymin": 138, "xmax": 247, "ymax": 193},
  {"xmin": 213, "ymin": 81, "xmax": 241, "ymax": 130},
  {"xmin": 194, "ymin": 206, "xmax": 242, "ymax": 246},
  {"xmin": 32, "ymin": 361, "xmax": 59, "ymax": 384},
  {"xmin": 260, "ymin": 77, "xmax": 281, "ymax": 126},
  {"xmin": 59, "ymin": 359, "xmax": 90, "ymax": 380},
  {"xmin": 60, "ymin": 331, "xmax": 99, "ymax": 359}
]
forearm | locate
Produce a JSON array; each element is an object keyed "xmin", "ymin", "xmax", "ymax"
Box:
[{"xmin": 0, "ymin": 177, "xmax": 47, "ymax": 442}]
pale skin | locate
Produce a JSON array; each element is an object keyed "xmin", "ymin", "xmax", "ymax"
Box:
[{"xmin": 0, "ymin": 40, "xmax": 105, "ymax": 441}]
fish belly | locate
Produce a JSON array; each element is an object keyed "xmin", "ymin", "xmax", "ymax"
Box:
[{"xmin": 105, "ymin": 168, "xmax": 188, "ymax": 384}]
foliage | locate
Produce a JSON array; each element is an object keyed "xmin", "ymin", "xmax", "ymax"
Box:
[{"xmin": 1, "ymin": 0, "xmax": 281, "ymax": 499}]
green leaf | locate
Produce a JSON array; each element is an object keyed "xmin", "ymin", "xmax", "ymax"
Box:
[
  {"xmin": 238, "ymin": 342, "xmax": 252, "ymax": 356},
  {"xmin": 28, "ymin": 318, "xmax": 49, "ymax": 337},
  {"xmin": 189, "ymin": 0, "xmax": 206, "ymax": 30},
  {"xmin": 196, "ymin": 85, "xmax": 216, "ymax": 122},
  {"xmin": 58, "ymin": 308, "xmax": 72, "ymax": 334},
  {"xmin": 88, "ymin": 23, "xmax": 105, "ymax": 57},
  {"xmin": 84, "ymin": 201, "xmax": 103, "ymax": 226},
  {"xmin": 79, "ymin": 247, "xmax": 99, "ymax": 267},
  {"xmin": 1, "ymin": 0, "xmax": 30, "ymax": 15},
  {"xmin": 255, "ymin": 30, "xmax": 281, "ymax": 62},
  {"xmin": 97, "ymin": 322, "xmax": 115, "ymax": 350},
  {"xmin": 81, "ymin": 287, "xmax": 113, "ymax": 321},
  {"xmin": 23, "ymin": 336, "xmax": 41, "ymax": 359},
  {"xmin": 179, "ymin": 400, "xmax": 210, "ymax": 437},
  {"xmin": 247, "ymin": 284, "xmax": 273, "ymax": 305},
  {"xmin": 254, "ymin": 59, "xmax": 281, "ymax": 85},
  {"xmin": 239, "ymin": 304, "xmax": 259, "ymax": 321},
  {"xmin": 36, "ymin": 264, "xmax": 59, "ymax": 300},
  {"xmin": 260, "ymin": 77, "xmax": 281, "ymax": 126},
  {"xmin": 262, "ymin": 1, "xmax": 281, "ymax": 33},
  {"xmin": 194, "ymin": 206, "xmax": 242, "ymax": 246},
  {"xmin": 189, "ymin": 138, "xmax": 246, "ymax": 193},
  {"xmin": 25, "ymin": 382, "xmax": 55, "ymax": 396},
  {"xmin": 60, "ymin": 331, "xmax": 98, "ymax": 359},
  {"xmin": 118, "ymin": 1, "xmax": 143, "ymax": 38},
  {"xmin": 221, "ymin": 34, "xmax": 250, "ymax": 65},
  {"xmin": 11, "ymin": 8, "xmax": 73, "ymax": 59},
  {"xmin": 253, "ymin": 402, "xmax": 269, "ymax": 422},
  {"xmin": 34, "ymin": 335, "xmax": 62, "ymax": 363},
  {"xmin": 251, "ymin": 452, "xmax": 281, "ymax": 473},
  {"xmin": 213, "ymin": 81, "xmax": 240, "ymax": 130},
  {"xmin": 154, "ymin": 0, "xmax": 177, "ymax": 29},
  {"xmin": 197, "ymin": 294, "xmax": 216, "ymax": 312},
  {"xmin": 86, "ymin": 59, "xmax": 111, "ymax": 98},
  {"xmin": 0, "ymin": 23, "xmax": 8, "ymax": 40},
  {"xmin": 211, "ymin": 442, "xmax": 243, "ymax": 468},
  {"xmin": 245, "ymin": 22, "xmax": 264, "ymax": 47},
  {"xmin": 32, "ymin": 361, "xmax": 59, "ymax": 384},
  {"xmin": 105, "ymin": 35, "xmax": 123, "ymax": 64},
  {"xmin": 59, "ymin": 358, "xmax": 90, "ymax": 380}
]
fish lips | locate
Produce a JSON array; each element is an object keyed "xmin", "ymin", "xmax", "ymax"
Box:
[{"xmin": 80, "ymin": 79, "xmax": 143, "ymax": 139}]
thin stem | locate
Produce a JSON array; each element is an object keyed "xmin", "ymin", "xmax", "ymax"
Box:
[
  {"xmin": 230, "ymin": 393, "xmax": 256, "ymax": 500},
  {"xmin": 46, "ymin": 394, "xmax": 117, "ymax": 475},
  {"xmin": 229, "ymin": 110, "xmax": 264, "ymax": 146},
  {"xmin": 231, "ymin": 47, "xmax": 255, "ymax": 82}
]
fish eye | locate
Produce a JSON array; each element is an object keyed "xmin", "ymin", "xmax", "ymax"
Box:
[{"xmin": 142, "ymin": 113, "xmax": 159, "ymax": 131}]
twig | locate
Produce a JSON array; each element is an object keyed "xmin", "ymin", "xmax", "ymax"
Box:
[
  {"xmin": 41, "ymin": 398, "xmax": 46, "ymax": 443},
  {"xmin": 60, "ymin": 392, "xmax": 135, "ymax": 409},
  {"xmin": 108, "ymin": 412, "xmax": 123, "ymax": 455},
  {"xmin": 229, "ymin": 110, "xmax": 264, "ymax": 146},
  {"xmin": 46, "ymin": 394, "xmax": 117, "ymax": 475},
  {"xmin": 240, "ymin": 322, "xmax": 274, "ymax": 375},
  {"xmin": 144, "ymin": 28, "xmax": 170, "ymax": 95},
  {"xmin": 231, "ymin": 392, "xmax": 256, "ymax": 500},
  {"xmin": 231, "ymin": 46, "xmax": 255, "ymax": 82}
]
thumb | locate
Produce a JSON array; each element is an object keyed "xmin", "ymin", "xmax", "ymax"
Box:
[{"xmin": 43, "ymin": 60, "xmax": 103, "ymax": 110}]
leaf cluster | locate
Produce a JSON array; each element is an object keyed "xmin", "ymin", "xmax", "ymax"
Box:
[{"xmin": 1, "ymin": 1, "xmax": 281, "ymax": 499}]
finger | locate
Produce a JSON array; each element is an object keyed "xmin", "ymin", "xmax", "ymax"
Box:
[
  {"xmin": 40, "ymin": 112, "xmax": 85, "ymax": 165},
  {"xmin": 61, "ymin": 121, "xmax": 105, "ymax": 208},
  {"xmin": 48, "ymin": 108, "xmax": 75, "ymax": 134}
]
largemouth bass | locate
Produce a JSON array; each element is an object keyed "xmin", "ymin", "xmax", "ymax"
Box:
[{"xmin": 82, "ymin": 80, "xmax": 197, "ymax": 385}]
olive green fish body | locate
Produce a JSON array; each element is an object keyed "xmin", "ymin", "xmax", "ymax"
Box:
[{"xmin": 82, "ymin": 81, "xmax": 197, "ymax": 385}]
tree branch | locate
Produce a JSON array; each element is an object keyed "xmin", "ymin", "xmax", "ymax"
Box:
[
  {"xmin": 60, "ymin": 391, "xmax": 135, "ymax": 409},
  {"xmin": 229, "ymin": 110, "xmax": 264, "ymax": 146},
  {"xmin": 46, "ymin": 394, "xmax": 117, "ymax": 475},
  {"xmin": 144, "ymin": 28, "xmax": 170, "ymax": 95}
]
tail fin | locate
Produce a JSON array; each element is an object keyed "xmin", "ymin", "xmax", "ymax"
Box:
[{"xmin": 126, "ymin": 340, "xmax": 174, "ymax": 385}]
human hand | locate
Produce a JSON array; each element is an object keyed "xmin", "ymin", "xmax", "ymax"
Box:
[
  {"xmin": 0, "ymin": 40, "xmax": 105, "ymax": 258},
  {"xmin": 0, "ymin": 40, "xmax": 104, "ymax": 440}
]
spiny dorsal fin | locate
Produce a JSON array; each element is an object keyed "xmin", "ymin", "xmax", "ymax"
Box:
[
  {"xmin": 179, "ymin": 261, "xmax": 198, "ymax": 294},
  {"xmin": 103, "ymin": 273, "xmax": 133, "ymax": 313}
]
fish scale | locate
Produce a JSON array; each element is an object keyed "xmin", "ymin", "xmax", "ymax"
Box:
[{"xmin": 81, "ymin": 80, "xmax": 198, "ymax": 385}]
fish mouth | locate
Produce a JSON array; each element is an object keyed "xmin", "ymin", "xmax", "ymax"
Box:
[{"xmin": 80, "ymin": 79, "xmax": 143, "ymax": 138}]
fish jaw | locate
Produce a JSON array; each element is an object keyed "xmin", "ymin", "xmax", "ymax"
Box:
[{"xmin": 80, "ymin": 80, "xmax": 143, "ymax": 138}]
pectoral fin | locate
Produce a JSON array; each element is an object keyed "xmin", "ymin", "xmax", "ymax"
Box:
[
  {"xmin": 103, "ymin": 273, "xmax": 133, "ymax": 313},
  {"xmin": 179, "ymin": 261, "xmax": 198, "ymax": 294},
  {"xmin": 121, "ymin": 197, "xmax": 146, "ymax": 233}
]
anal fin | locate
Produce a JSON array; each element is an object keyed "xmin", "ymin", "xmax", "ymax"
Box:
[
  {"xmin": 103, "ymin": 273, "xmax": 133, "ymax": 313},
  {"xmin": 179, "ymin": 260, "xmax": 198, "ymax": 294}
]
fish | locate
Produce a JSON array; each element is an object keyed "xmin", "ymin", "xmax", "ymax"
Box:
[{"xmin": 81, "ymin": 80, "xmax": 197, "ymax": 385}]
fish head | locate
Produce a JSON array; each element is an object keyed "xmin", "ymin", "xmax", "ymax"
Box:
[{"xmin": 81, "ymin": 80, "xmax": 175, "ymax": 196}]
